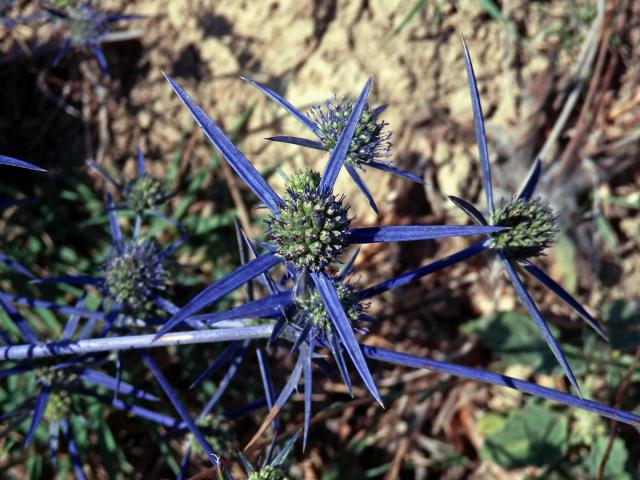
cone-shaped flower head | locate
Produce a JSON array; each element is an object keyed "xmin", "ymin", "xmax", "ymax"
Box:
[
  {"xmin": 265, "ymin": 170, "xmax": 351, "ymax": 272},
  {"xmin": 67, "ymin": 4, "xmax": 107, "ymax": 46},
  {"xmin": 102, "ymin": 239, "xmax": 170, "ymax": 313},
  {"xmin": 240, "ymin": 432, "xmax": 298, "ymax": 480},
  {"xmin": 124, "ymin": 173, "xmax": 167, "ymax": 215},
  {"xmin": 249, "ymin": 466, "xmax": 289, "ymax": 480},
  {"xmin": 43, "ymin": 391, "xmax": 73, "ymax": 422},
  {"xmin": 489, "ymin": 197, "xmax": 558, "ymax": 261},
  {"xmin": 35, "ymin": 366, "xmax": 76, "ymax": 421},
  {"xmin": 309, "ymin": 96, "xmax": 391, "ymax": 168},
  {"xmin": 295, "ymin": 279, "xmax": 363, "ymax": 334}
]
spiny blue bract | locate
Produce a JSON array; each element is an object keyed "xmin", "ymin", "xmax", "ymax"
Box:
[
  {"xmin": 309, "ymin": 96, "xmax": 391, "ymax": 167},
  {"xmin": 265, "ymin": 170, "xmax": 351, "ymax": 272},
  {"xmin": 489, "ymin": 197, "xmax": 558, "ymax": 261},
  {"xmin": 102, "ymin": 239, "xmax": 170, "ymax": 313}
]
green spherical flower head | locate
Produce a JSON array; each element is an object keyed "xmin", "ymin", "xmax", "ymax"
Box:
[
  {"xmin": 124, "ymin": 174, "xmax": 167, "ymax": 214},
  {"xmin": 265, "ymin": 170, "xmax": 351, "ymax": 272},
  {"xmin": 295, "ymin": 281, "xmax": 363, "ymax": 332},
  {"xmin": 69, "ymin": 5, "xmax": 105, "ymax": 45},
  {"xmin": 36, "ymin": 366, "xmax": 74, "ymax": 388},
  {"xmin": 102, "ymin": 240, "xmax": 170, "ymax": 313},
  {"xmin": 309, "ymin": 97, "xmax": 391, "ymax": 167},
  {"xmin": 249, "ymin": 465, "xmax": 289, "ymax": 480},
  {"xmin": 44, "ymin": 391, "xmax": 73, "ymax": 422},
  {"xmin": 489, "ymin": 198, "xmax": 558, "ymax": 261},
  {"xmin": 35, "ymin": 367, "xmax": 74, "ymax": 422}
]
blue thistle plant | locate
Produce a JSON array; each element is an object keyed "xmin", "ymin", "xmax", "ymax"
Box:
[
  {"xmin": 245, "ymin": 78, "xmax": 423, "ymax": 214},
  {"xmin": 0, "ymin": 303, "xmax": 182, "ymax": 479},
  {"xmin": 363, "ymin": 39, "xmax": 607, "ymax": 397},
  {"xmin": 33, "ymin": 194, "xmax": 181, "ymax": 322},
  {"xmin": 177, "ymin": 232, "xmax": 640, "ymax": 452},
  {"xmin": 88, "ymin": 147, "xmax": 181, "ymax": 233},
  {"xmin": 194, "ymin": 248, "xmax": 371, "ymax": 449},
  {"xmin": 101, "ymin": 237, "xmax": 170, "ymax": 315},
  {"xmin": 309, "ymin": 95, "xmax": 392, "ymax": 167},
  {"xmin": 159, "ymin": 74, "xmax": 504, "ymax": 406},
  {"xmin": 46, "ymin": 1, "xmax": 142, "ymax": 73}
]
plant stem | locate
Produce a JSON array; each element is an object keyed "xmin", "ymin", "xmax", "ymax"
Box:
[{"xmin": 0, "ymin": 325, "xmax": 274, "ymax": 361}]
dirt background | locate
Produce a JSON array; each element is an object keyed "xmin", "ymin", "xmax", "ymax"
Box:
[{"xmin": 2, "ymin": 0, "xmax": 640, "ymax": 478}]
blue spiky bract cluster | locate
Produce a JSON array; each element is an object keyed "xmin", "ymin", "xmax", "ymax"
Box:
[
  {"xmin": 265, "ymin": 170, "xmax": 351, "ymax": 272},
  {"xmin": 102, "ymin": 239, "xmax": 169, "ymax": 313},
  {"xmin": 309, "ymin": 96, "xmax": 391, "ymax": 167}
]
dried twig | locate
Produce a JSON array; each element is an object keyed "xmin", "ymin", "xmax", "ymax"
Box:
[
  {"xmin": 596, "ymin": 345, "xmax": 640, "ymax": 480},
  {"xmin": 536, "ymin": 0, "xmax": 605, "ymax": 165}
]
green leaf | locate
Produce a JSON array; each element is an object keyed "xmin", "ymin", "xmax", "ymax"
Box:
[
  {"xmin": 603, "ymin": 300, "xmax": 640, "ymax": 352},
  {"xmin": 462, "ymin": 311, "xmax": 560, "ymax": 372},
  {"xmin": 477, "ymin": 0, "xmax": 516, "ymax": 32},
  {"xmin": 480, "ymin": 404, "xmax": 567, "ymax": 468},
  {"xmin": 595, "ymin": 214, "xmax": 619, "ymax": 255},
  {"xmin": 582, "ymin": 437, "xmax": 631, "ymax": 480},
  {"xmin": 601, "ymin": 195, "xmax": 640, "ymax": 210},
  {"xmin": 476, "ymin": 412, "xmax": 506, "ymax": 437},
  {"xmin": 384, "ymin": 0, "xmax": 428, "ymax": 42}
]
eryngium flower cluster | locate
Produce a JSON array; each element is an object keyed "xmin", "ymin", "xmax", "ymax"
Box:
[
  {"xmin": 66, "ymin": 3, "xmax": 107, "ymax": 46},
  {"xmin": 265, "ymin": 170, "xmax": 351, "ymax": 272},
  {"xmin": 309, "ymin": 96, "xmax": 391, "ymax": 168},
  {"xmin": 248, "ymin": 465, "xmax": 289, "ymax": 480},
  {"xmin": 295, "ymin": 279, "xmax": 363, "ymax": 333},
  {"xmin": 489, "ymin": 198, "xmax": 558, "ymax": 260},
  {"xmin": 124, "ymin": 173, "xmax": 167, "ymax": 214},
  {"xmin": 102, "ymin": 239, "xmax": 169, "ymax": 312}
]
